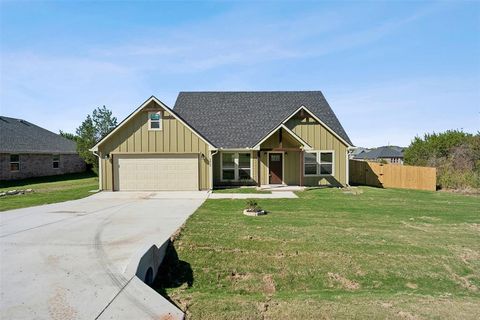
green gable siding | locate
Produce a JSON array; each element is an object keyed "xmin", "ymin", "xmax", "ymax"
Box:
[
  {"xmin": 97, "ymin": 100, "xmax": 211, "ymax": 191},
  {"xmin": 286, "ymin": 117, "xmax": 348, "ymax": 186}
]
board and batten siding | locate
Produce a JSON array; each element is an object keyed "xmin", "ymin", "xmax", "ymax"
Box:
[
  {"xmin": 286, "ymin": 117, "xmax": 348, "ymax": 186},
  {"xmin": 97, "ymin": 101, "xmax": 211, "ymax": 190},
  {"xmin": 258, "ymin": 132, "xmax": 301, "ymax": 185},
  {"xmin": 259, "ymin": 151, "xmax": 301, "ymax": 185}
]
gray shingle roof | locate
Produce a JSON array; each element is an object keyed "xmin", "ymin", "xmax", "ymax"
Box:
[
  {"xmin": 354, "ymin": 146, "xmax": 404, "ymax": 159},
  {"xmin": 173, "ymin": 91, "xmax": 353, "ymax": 148},
  {"xmin": 0, "ymin": 116, "xmax": 77, "ymax": 153}
]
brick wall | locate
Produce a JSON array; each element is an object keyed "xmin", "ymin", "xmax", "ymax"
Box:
[{"xmin": 0, "ymin": 153, "xmax": 86, "ymax": 181}]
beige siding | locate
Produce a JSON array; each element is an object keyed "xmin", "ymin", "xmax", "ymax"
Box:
[
  {"xmin": 260, "ymin": 152, "xmax": 268, "ymax": 184},
  {"xmin": 260, "ymin": 131, "xmax": 298, "ymax": 149},
  {"xmin": 98, "ymin": 101, "xmax": 211, "ymax": 190},
  {"xmin": 286, "ymin": 117, "xmax": 348, "ymax": 186},
  {"xmin": 284, "ymin": 151, "xmax": 300, "ymax": 185},
  {"xmin": 258, "ymin": 151, "xmax": 300, "ymax": 185}
]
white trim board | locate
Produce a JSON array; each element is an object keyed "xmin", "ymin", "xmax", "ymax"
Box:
[{"xmin": 90, "ymin": 96, "xmax": 215, "ymax": 151}]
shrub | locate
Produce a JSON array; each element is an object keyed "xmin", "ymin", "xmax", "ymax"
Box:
[{"xmin": 245, "ymin": 200, "xmax": 261, "ymax": 212}]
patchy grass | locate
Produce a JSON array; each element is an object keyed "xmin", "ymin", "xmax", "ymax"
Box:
[
  {"xmin": 154, "ymin": 187, "xmax": 480, "ymax": 319},
  {"xmin": 0, "ymin": 172, "xmax": 98, "ymax": 211},
  {"xmin": 213, "ymin": 187, "xmax": 271, "ymax": 194}
]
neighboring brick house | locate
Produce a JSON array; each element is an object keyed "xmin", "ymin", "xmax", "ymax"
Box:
[{"xmin": 0, "ymin": 116, "xmax": 86, "ymax": 180}]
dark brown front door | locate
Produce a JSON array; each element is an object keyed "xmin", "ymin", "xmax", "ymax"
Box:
[{"xmin": 269, "ymin": 153, "xmax": 283, "ymax": 184}]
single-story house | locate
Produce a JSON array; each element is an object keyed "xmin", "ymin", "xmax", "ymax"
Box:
[
  {"xmin": 353, "ymin": 145, "xmax": 404, "ymax": 164},
  {"xmin": 0, "ymin": 116, "xmax": 86, "ymax": 180},
  {"xmin": 90, "ymin": 91, "xmax": 354, "ymax": 191},
  {"xmin": 349, "ymin": 147, "xmax": 370, "ymax": 159}
]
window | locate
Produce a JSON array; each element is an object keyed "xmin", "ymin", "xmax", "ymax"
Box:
[
  {"xmin": 221, "ymin": 152, "xmax": 252, "ymax": 181},
  {"xmin": 320, "ymin": 152, "xmax": 333, "ymax": 174},
  {"xmin": 148, "ymin": 111, "xmax": 162, "ymax": 130},
  {"xmin": 221, "ymin": 153, "xmax": 235, "ymax": 180},
  {"xmin": 238, "ymin": 153, "xmax": 251, "ymax": 180},
  {"xmin": 10, "ymin": 154, "xmax": 19, "ymax": 172},
  {"xmin": 53, "ymin": 155, "xmax": 60, "ymax": 169},
  {"xmin": 304, "ymin": 151, "xmax": 334, "ymax": 176},
  {"xmin": 304, "ymin": 152, "xmax": 317, "ymax": 175}
]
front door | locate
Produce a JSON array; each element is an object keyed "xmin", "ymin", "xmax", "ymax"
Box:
[{"xmin": 269, "ymin": 153, "xmax": 283, "ymax": 184}]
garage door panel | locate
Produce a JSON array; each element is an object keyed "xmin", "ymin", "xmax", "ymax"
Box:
[{"xmin": 115, "ymin": 154, "xmax": 199, "ymax": 191}]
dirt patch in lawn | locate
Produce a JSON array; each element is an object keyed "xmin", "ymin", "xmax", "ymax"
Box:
[
  {"xmin": 229, "ymin": 272, "xmax": 253, "ymax": 281},
  {"xmin": 327, "ymin": 272, "xmax": 360, "ymax": 291},
  {"xmin": 397, "ymin": 310, "xmax": 419, "ymax": 320},
  {"xmin": 406, "ymin": 282, "xmax": 418, "ymax": 289},
  {"xmin": 263, "ymin": 274, "xmax": 276, "ymax": 294},
  {"xmin": 444, "ymin": 264, "xmax": 478, "ymax": 292}
]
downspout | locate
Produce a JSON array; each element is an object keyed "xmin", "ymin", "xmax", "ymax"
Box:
[
  {"xmin": 346, "ymin": 147, "xmax": 354, "ymax": 187},
  {"xmin": 92, "ymin": 150, "xmax": 102, "ymax": 191}
]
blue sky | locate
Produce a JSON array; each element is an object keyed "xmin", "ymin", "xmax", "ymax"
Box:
[{"xmin": 1, "ymin": 0, "xmax": 479, "ymax": 147}]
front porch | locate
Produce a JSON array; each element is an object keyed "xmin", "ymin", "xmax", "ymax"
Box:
[{"xmin": 212, "ymin": 126, "xmax": 311, "ymax": 188}]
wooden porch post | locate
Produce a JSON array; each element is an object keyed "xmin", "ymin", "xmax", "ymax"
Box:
[
  {"xmin": 299, "ymin": 150, "xmax": 304, "ymax": 186},
  {"xmin": 257, "ymin": 151, "xmax": 261, "ymax": 187}
]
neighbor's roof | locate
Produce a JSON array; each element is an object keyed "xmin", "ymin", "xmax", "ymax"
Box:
[
  {"xmin": 351, "ymin": 147, "xmax": 369, "ymax": 156},
  {"xmin": 173, "ymin": 91, "xmax": 353, "ymax": 148},
  {"xmin": 0, "ymin": 116, "xmax": 77, "ymax": 153},
  {"xmin": 354, "ymin": 146, "xmax": 404, "ymax": 159}
]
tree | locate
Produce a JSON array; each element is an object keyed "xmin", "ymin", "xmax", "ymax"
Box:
[
  {"xmin": 92, "ymin": 105, "xmax": 117, "ymax": 139},
  {"xmin": 75, "ymin": 106, "xmax": 118, "ymax": 174},
  {"xmin": 404, "ymin": 130, "xmax": 480, "ymax": 189},
  {"xmin": 59, "ymin": 130, "xmax": 78, "ymax": 142},
  {"xmin": 404, "ymin": 130, "xmax": 472, "ymax": 166}
]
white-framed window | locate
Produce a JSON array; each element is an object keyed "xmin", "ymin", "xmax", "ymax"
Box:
[
  {"xmin": 53, "ymin": 155, "xmax": 60, "ymax": 169},
  {"xmin": 304, "ymin": 151, "xmax": 334, "ymax": 176},
  {"xmin": 10, "ymin": 154, "xmax": 20, "ymax": 172},
  {"xmin": 221, "ymin": 152, "xmax": 252, "ymax": 181},
  {"xmin": 148, "ymin": 111, "xmax": 162, "ymax": 130}
]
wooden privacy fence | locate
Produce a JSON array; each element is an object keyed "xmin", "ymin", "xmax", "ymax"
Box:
[{"xmin": 349, "ymin": 160, "xmax": 437, "ymax": 191}]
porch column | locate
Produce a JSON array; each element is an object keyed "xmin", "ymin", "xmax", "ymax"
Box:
[
  {"xmin": 257, "ymin": 151, "xmax": 261, "ymax": 187},
  {"xmin": 299, "ymin": 150, "xmax": 304, "ymax": 186}
]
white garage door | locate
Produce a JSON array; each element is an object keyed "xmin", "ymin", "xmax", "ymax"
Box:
[{"xmin": 115, "ymin": 154, "xmax": 199, "ymax": 191}]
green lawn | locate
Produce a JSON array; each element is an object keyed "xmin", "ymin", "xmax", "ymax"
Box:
[
  {"xmin": 213, "ymin": 187, "xmax": 271, "ymax": 194},
  {"xmin": 0, "ymin": 172, "xmax": 98, "ymax": 211},
  {"xmin": 154, "ymin": 187, "xmax": 480, "ymax": 319}
]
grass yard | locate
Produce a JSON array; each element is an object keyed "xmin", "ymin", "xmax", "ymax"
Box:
[
  {"xmin": 213, "ymin": 187, "xmax": 271, "ymax": 194},
  {"xmin": 0, "ymin": 172, "xmax": 98, "ymax": 211},
  {"xmin": 154, "ymin": 187, "xmax": 480, "ymax": 319}
]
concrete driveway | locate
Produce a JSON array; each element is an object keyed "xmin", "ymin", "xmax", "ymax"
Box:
[{"xmin": 0, "ymin": 191, "xmax": 208, "ymax": 319}]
